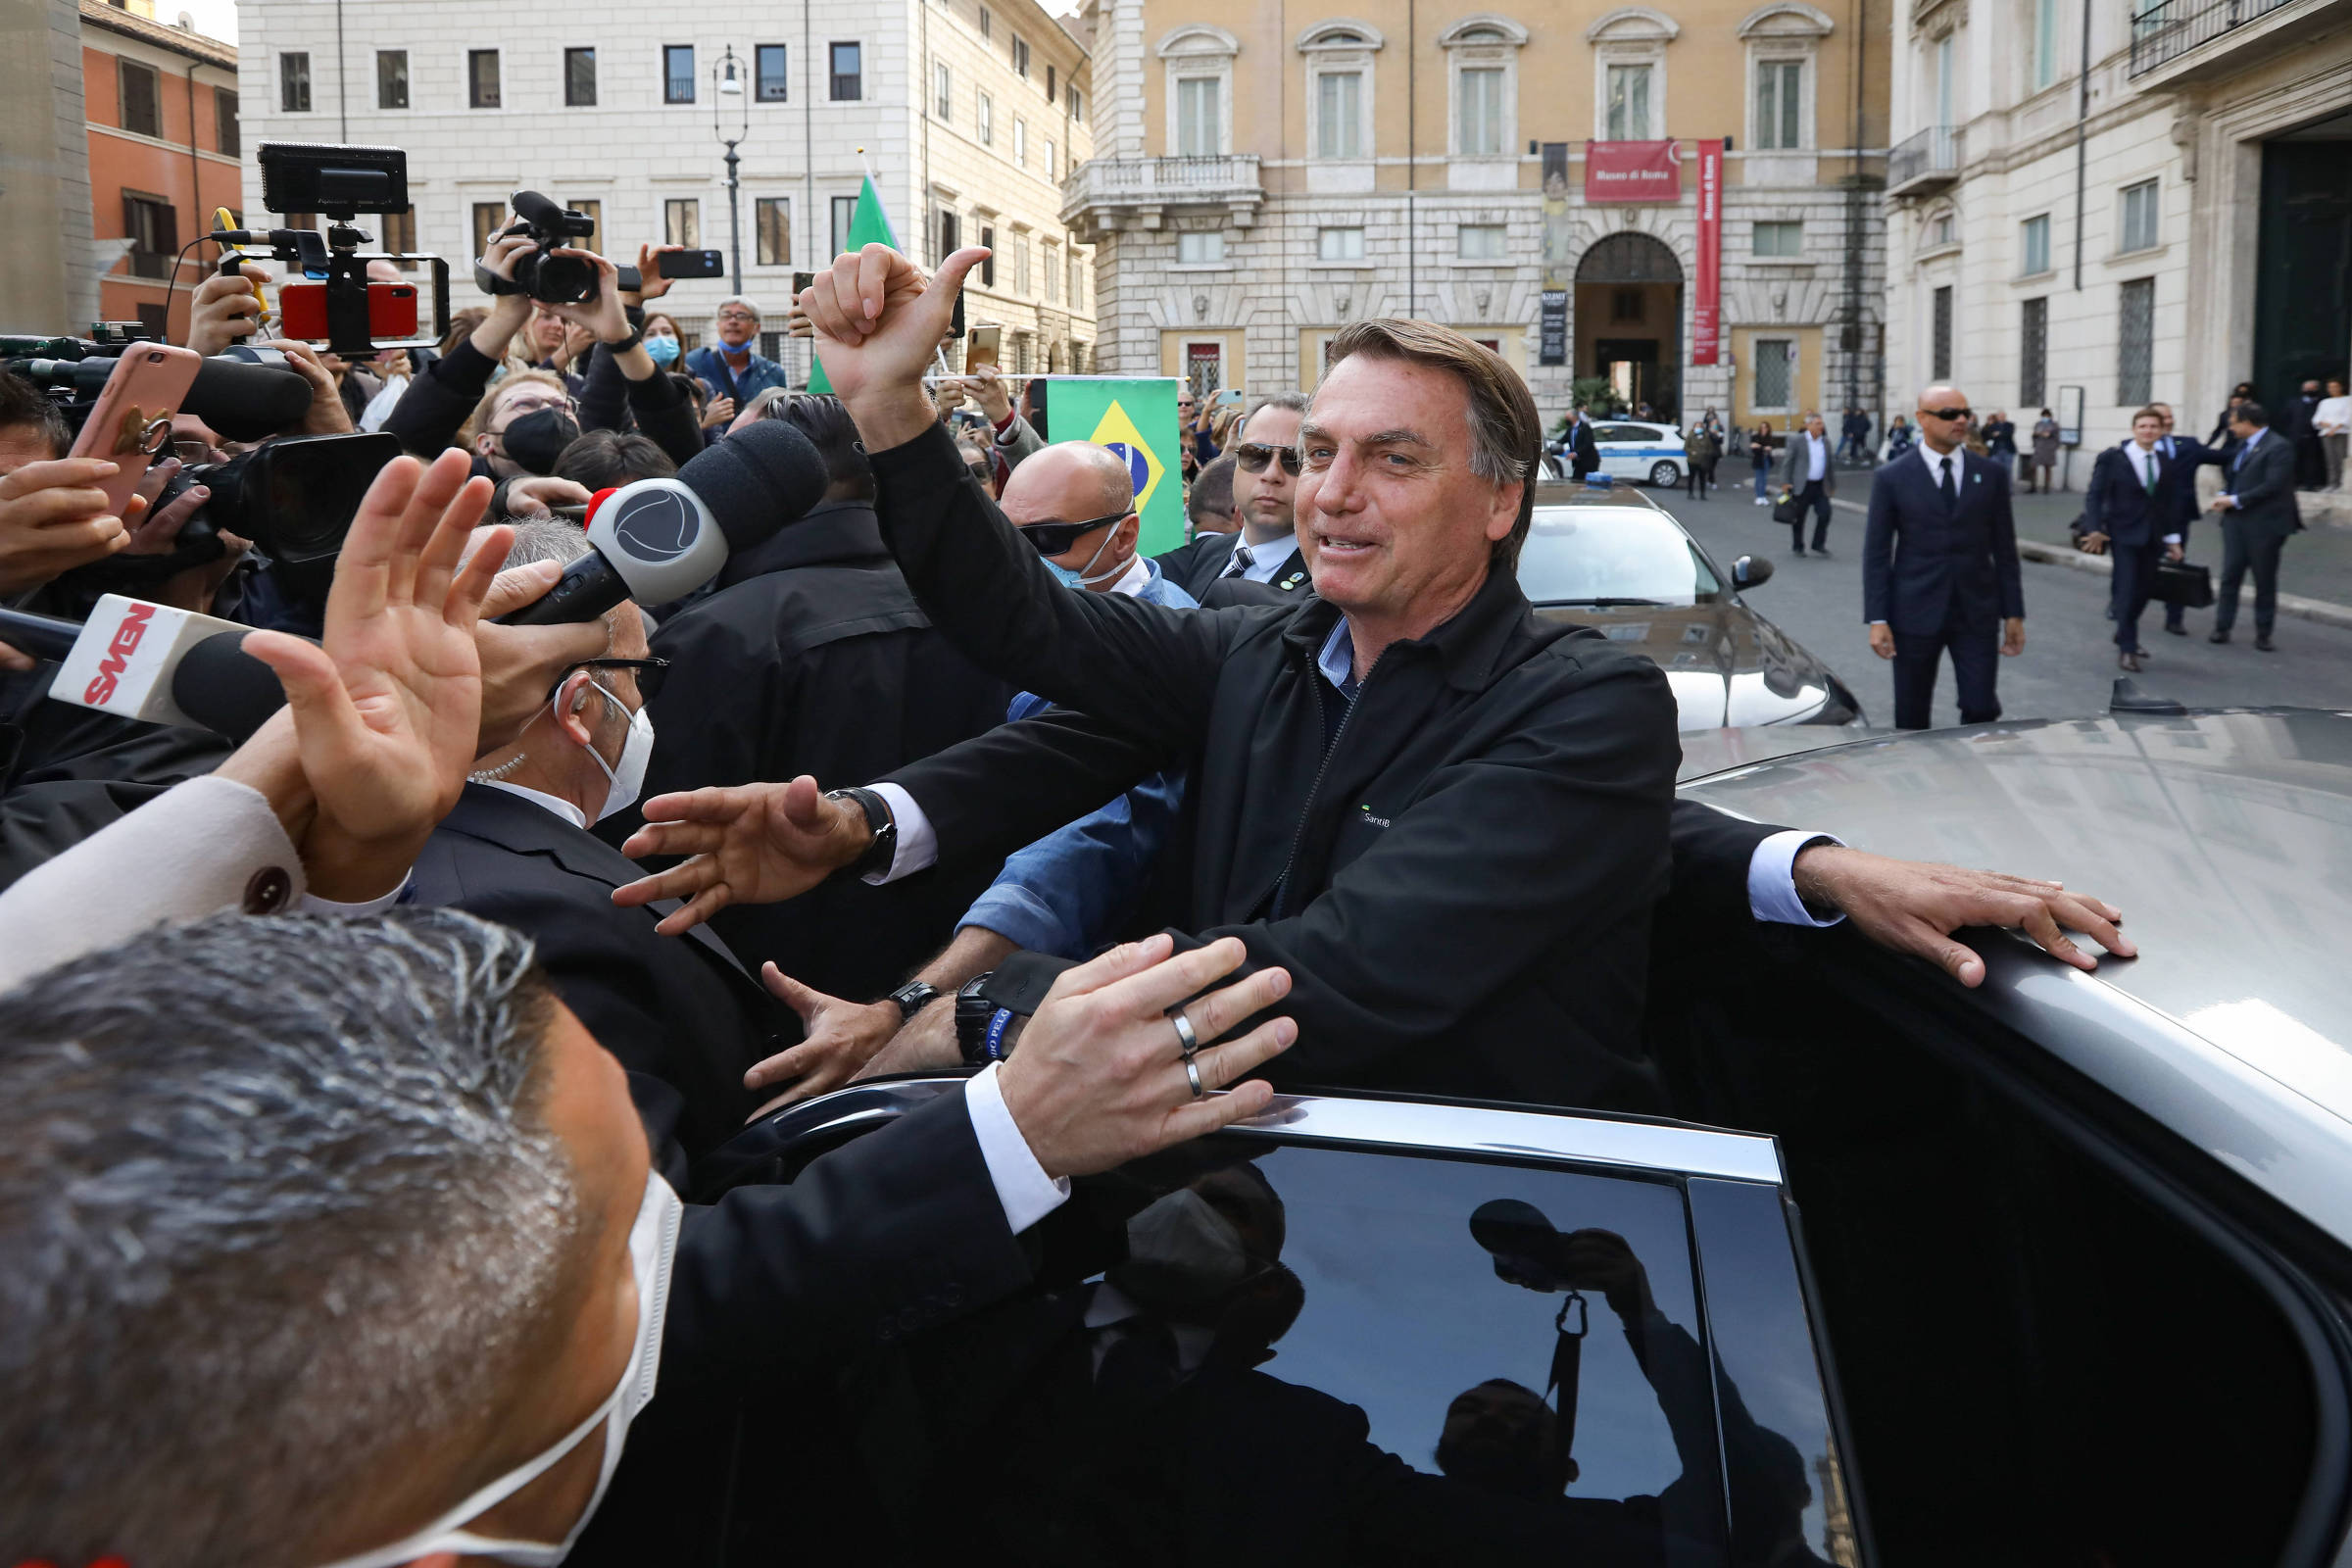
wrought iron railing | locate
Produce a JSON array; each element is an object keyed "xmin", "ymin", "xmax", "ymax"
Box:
[
  {"xmin": 1886, "ymin": 125, "xmax": 1963, "ymax": 191},
  {"xmin": 2130, "ymin": 0, "xmax": 2304, "ymax": 73}
]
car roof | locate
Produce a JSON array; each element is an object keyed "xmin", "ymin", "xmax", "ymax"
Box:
[
  {"xmin": 1531, "ymin": 489, "xmax": 1668, "ymax": 514},
  {"xmin": 1678, "ymin": 708, "xmax": 2352, "ymax": 1247}
]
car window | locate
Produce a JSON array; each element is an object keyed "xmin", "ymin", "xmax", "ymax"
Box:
[
  {"xmin": 1593, "ymin": 424, "xmax": 1645, "ymax": 443},
  {"xmin": 1517, "ymin": 509, "xmax": 1727, "ymax": 606},
  {"xmin": 863, "ymin": 1135, "xmax": 1787, "ymax": 1565}
]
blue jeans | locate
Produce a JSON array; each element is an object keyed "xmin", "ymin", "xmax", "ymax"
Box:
[{"xmin": 1752, "ymin": 461, "xmax": 1771, "ymax": 499}]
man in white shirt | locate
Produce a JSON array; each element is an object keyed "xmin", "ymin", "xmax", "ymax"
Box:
[
  {"xmin": 1216, "ymin": 393, "xmax": 1312, "ymax": 590},
  {"xmin": 1776, "ymin": 411, "xmax": 1838, "ymax": 557},
  {"xmin": 2317, "ymin": 377, "xmax": 2350, "ymax": 494}
]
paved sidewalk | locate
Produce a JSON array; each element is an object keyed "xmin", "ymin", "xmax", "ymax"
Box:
[{"xmin": 1829, "ymin": 464, "xmax": 2352, "ymax": 628}]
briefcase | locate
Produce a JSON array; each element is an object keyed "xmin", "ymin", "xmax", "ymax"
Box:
[
  {"xmin": 2153, "ymin": 560, "xmax": 2215, "ymax": 610},
  {"xmin": 1770, "ymin": 488, "xmax": 1804, "ymax": 525}
]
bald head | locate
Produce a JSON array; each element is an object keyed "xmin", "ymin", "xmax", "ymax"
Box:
[
  {"xmin": 1001, "ymin": 441, "xmax": 1143, "ymax": 592},
  {"xmin": 1915, "ymin": 384, "xmax": 1973, "ymax": 455}
]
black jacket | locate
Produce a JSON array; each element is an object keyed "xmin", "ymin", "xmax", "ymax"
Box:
[
  {"xmin": 606, "ymin": 501, "xmax": 1012, "ymax": 1004},
  {"xmin": 865, "ymin": 422, "xmax": 1762, "ymax": 1108},
  {"xmin": 411, "ymin": 783, "xmax": 785, "ymax": 1164},
  {"xmin": 578, "ymin": 340, "xmax": 705, "ymax": 466},
  {"xmin": 2219, "ymin": 429, "xmax": 2304, "ymax": 538},
  {"xmin": 386, "ymin": 337, "xmax": 501, "ymax": 457},
  {"xmin": 0, "ymin": 670, "xmax": 230, "ymax": 891},
  {"xmin": 1156, "ymin": 532, "xmax": 1314, "ymax": 603},
  {"xmin": 572, "ymin": 1088, "xmax": 1036, "ymax": 1567},
  {"xmin": 1862, "ymin": 448, "xmax": 2027, "ymax": 635},
  {"xmin": 2083, "ymin": 444, "xmax": 2178, "ymax": 548}
]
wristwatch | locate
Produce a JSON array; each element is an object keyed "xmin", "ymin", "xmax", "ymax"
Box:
[
  {"xmin": 887, "ymin": 978, "xmax": 941, "ymax": 1025},
  {"xmin": 822, "ymin": 786, "xmax": 897, "ymax": 881},
  {"xmin": 956, "ymin": 972, "xmax": 1014, "ymax": 1066}
]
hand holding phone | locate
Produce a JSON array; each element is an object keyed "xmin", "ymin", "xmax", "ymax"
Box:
[{"xmin": 67, "ymin": 345, "xmax": 202, "ymax": 516}]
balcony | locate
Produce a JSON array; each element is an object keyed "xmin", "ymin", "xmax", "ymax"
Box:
[
  {"xmin": 2128, "ymin": 0, "xmax": 2352, "ymax": 82},
  {"xmin": 1886, "ymin": 125, "xmax": 1963, "ymax": 197},
  {"xmin": 1060, "ymin": 155, "xmax": 1263, "ymax": 242}
]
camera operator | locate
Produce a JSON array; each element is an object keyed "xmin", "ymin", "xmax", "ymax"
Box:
[{"xmin": 578, "ymin": 245, "xmax": 705, "ymax": 467}]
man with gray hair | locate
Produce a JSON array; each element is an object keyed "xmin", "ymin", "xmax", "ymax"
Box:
[{"xmin": 686, "ymin": 294, "xmax": 791, "ymax": 413}]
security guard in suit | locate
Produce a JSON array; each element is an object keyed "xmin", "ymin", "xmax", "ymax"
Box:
[{"xmin": 1157, "ymin": 395, "xmax": 1315, "ymax": 603}]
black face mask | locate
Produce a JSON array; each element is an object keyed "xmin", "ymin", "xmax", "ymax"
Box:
[{"xmin": 498, "ymin": 407, "xmax": 582, "ymax": 474}]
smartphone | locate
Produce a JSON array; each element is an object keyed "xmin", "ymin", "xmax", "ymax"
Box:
[
  {"xmin": 663, "ymin": 249, "xmax": 727, "ymax": 280},
  {"xmin": 68, "ymin": 344, "xmax": 202, "ymax": 515},
  {"xmin": 277, "ymin": 280, "xmax": 419, "ymax": 343},
  {"xmin": 965, "ymin": 324, "xmax": 1002, "ymax": 373},
  {"xmin": 1212, "ymin": 387, "xmax": 1244, "ymax": 408}
]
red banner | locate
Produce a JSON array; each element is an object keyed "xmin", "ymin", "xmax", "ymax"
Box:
[
  {"xmin": 1584, "ymin": 139, "xmax": 1682, "ymax": 203},
  {"xmin": 1692, "ymin": 139, "xmax": 1723, "ymax": 367}
]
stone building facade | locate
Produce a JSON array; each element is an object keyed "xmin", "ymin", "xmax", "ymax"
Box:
[
  {"xmin": 1064, "ymin": 0, "xmax": 1890, "ymax": 429},
  {"xmin": 231, "ymin": 0, "xmax": 1091, "ymax": 375}
]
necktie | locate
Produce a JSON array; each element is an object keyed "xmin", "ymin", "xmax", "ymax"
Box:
[
  {"xmin": 1221, "ymin": 543, "xmax": 1254, "ymax": 580},
  {"xmin": 2143, "ymin": 451, "xmax": 2158, "ymax": 491},
  {"xmin": 1938, "ymin": 456, "xmax": 1956, "ymax": 507}
]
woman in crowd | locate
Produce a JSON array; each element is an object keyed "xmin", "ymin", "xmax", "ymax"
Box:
[
  {"xmin": 1984, "ymin": 411, "xmax": 2018, "ymax": 478},
  {"xmin": 2027, "ymin": 409, "xmax": 2060, "ymax": 493},
  {"xmin": 1886, "ymin": 415, "xmax": 1916, "ymax": 461},
  {"xmin": 1747, "ymin": 420, "xmax": 1778, "ymax": 504},
  {"xmin": 1684, "ymin": 419, "xmax": 1719, "ymax": 502}
]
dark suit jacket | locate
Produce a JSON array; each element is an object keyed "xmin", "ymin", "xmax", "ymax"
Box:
[
  {"xmin": 2221, "ymin": 429, "xmax": 2303, "ymax": 537},
  {"xmin": 2083, "ymin": 444, "xmax": 2176, "ymax": 547},
  {"xmin": 2156, "ymin": 435, "xmax": 2221, "ymax": 532},
  {"xmin": 412, "ymin": 784, "xmax": 784, "ymax": 1163},
  {"xmin": 1156, "ymin": 533, "xmax": 1313, "ymax": 602},
  {"xmin": 1862, "ymin": 447, "xmax": 2027, "ymax": 635}
]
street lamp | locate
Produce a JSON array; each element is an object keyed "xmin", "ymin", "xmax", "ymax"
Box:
[{"xmin": 712, "ymin": 46, "xmax": 750, "ymax": 295}]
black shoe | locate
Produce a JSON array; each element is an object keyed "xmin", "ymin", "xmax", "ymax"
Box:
[
  {"xmin": 2119, "ymin": 650, "xmax": 2142, "ymax": 672},
  {"xmin": 2209, "ymin": 630, "xmax": 2231, "ymax": 644},
  {"xmin": 2256, "ymin": 634, "xmax": 2277, "ymax": 652},
  {"xmin": 1812, "ymin": 547, "xmax": 1833, "ymax": 559},
  {"xmin": 2164, "ymin": 621, "xmax": 2187, "ymax": 635},
  {"xmin": 1789, "ymin": 548, "xmax": 1805, "ymax": 557}
]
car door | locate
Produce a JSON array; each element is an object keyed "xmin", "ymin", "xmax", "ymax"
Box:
[
  {"xmin": 1592, "ymin": 424, "xmax": 1647, "ymax": 480},
  {"xmin": 698, "ymin": 1080, "xmax": 1871, "ymax": 1567}
]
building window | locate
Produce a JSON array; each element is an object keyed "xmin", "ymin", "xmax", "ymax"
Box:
[
  {"xmin": 1013, "ymin": 35, "xmax": 1030, "ymax": 77},
  {"xmin": 377, "ymin": 50, "xmax": 409, "ymax": 110},
  {"xmin": 1013, "ymin": 233, "xmax": 1031, "ymax": 294},
  {"xmin": 1068, "ymin": 251, "xmax": 1084, "ymax": 309},
  {"xmin": 472, "ymin": 203, "xmax": 506, "ymax": 260},
  {"xmin": 1044, "ymin": 239, "xmax": 1060, "ymax": 301},
  {"xmin": 1752, "ymin": 337, "xmax": 1794, "ymax": 410},
  {"xmin": 1045, "ymin": 138, "xmax": 1056, "ymax": 178},
  {"xmin": 380, "ymin": 207, "xmax": 416, "ymax": 257},
  {"xmin": 1754, "ymin": 60, "xmax": 1800, "ymax": 149},
  {"xmin": 566, "ymin": 200, "xmax": 602, "ymax": 254},
  {"xmin": 978, "ymin": 91, "xmax": 994, "ymax": 144},
  {"xmin": 2020, "ymin": 296, "xmax": 2048, "ymax": 406},
  {"xmin": 2120, "ymin": 178, "xmax": 2159, "ymax": 253},
  {"xmin": 1932, "ymin": 284, "xmax": 1953, "ymax": 381},
  {"xmin": 2022, "ymin": 214, "xmax": 2051, "ymax": 275},
  {"xmin": 1604, "ymin": 64, "xmax": 1650, "ymax": 139},
  {"xmin": 565, "ymin": 48, "xmax": 597, "ymax": 107},
  {"xmin": 978, "ymin": 6, "xmax": 992, "ymax": 40},
  {"xmin": 1458, "ymin": 67, "xmax": 1506, "ymax": 154},
  {"xmin": 829, "ymin": 42, "xmax": 861, "ymax": 101},
  {"xmin": 1752, "ymin": 220, "xmax": 1803, "ymax": 257},
  {"xmin": 2118, "ymin": 277, "xmax": 2155, "ymax": 404},
  {"xmin": 756, "ymin": 45, "xmax": 788, "ymax": 103},
  {"xmin": 1176, "ymin": 76, "xmax": 1221, "ymax": 156},
  {"xmin": 831, "ymin": 195, "xmax": 857, "ymax": 256},
  {"xmin": 214, "ymin": 88, "xmax": 239, "ymax": 155},
  {"xmin": 935, "ymin": 60, "xmax": 953, "ymax": 121},
  {"xmin": 1318, "ymin": 226, "xmax": 1365, "ymax": 262},
  {"xmin": 934, "ymin": 207, "xmax": 959, "ymax": 267},
  {"xmin": 1177, "ymin": 230, "xmax": 1226, "ymax": 264},
  {"xmin": 1013, "ymin": 118, "xmax": 1027, "ymax": 167},
  {"xmin": 978, "ymin": 223, "xmax": 996, "ymax": 285},
  {"xmin": 664, "ymin": 45, "xmax": 696, "ymax": 104},
  {"xmin": 279, "ymin": 51, "xmax": 311, "ymax": 113},
  {"xmin": 1457, "ymin": 223, "xmax": 1507, "ymax": 260},
  {"xmin": 469, "ymin": 49, "xmax": 502, "ymax": 109},
  {"xmin": 1931, "ymin": 212, "xmax": 1956, "ymax": 247},
  {"xmin": 1185, "ymin": 341, "xmax": 1223, "ymax": 395},
  {"xmin": 1048, "ymin": 64, "xmax": 1057, "ymax": 101},
  {"xmin": 2032, "ymin": 0, "xmax": 2060, "ymax": 89},
  {"xmin": 753, "ymin": 198, "xmax": 789, "ymax": 266},
  {"xmin": 1068, "ymin": 84, "xmax": 1083, "ymax": 121},
  {"xmin": 119, "ymin": 60, "xmax": 161, "ymax": 138},
  {"xmin": 665, "ymin": 198, "xmax": 702, "ymax": 248},
  {"xmin": 122, "ymin": 192, "xmax": 175, "ymax": 279},
  {"xmin": 1316, "ymin": 69, "xmax": 1363, "ymax": 159},
  {"xmin": 1935, "ymin": 33, "xmax": 1955, "ymax": 124}
]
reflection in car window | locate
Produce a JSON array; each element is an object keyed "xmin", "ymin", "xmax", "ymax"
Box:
[
  {"xmin": 865, "ymin": 1137, "xmax": 1854, "ymax": 1566},
  {"xmin": 1518, "ymin": 509, "xmax": 1725, "ymax": 607}
]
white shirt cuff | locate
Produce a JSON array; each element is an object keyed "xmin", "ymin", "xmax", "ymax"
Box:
[
  {"xmin": 2164, "ymin": 534, "xmax": 2181, "ymax": 544},
  {"xmin": 1748, "ymin": 830, "xmax": 1845, "ymax": 928},
  {"xmin": 298, "ymin": 873, "xmax": 411, "ymax": 917},
  {"xmin": 864, "ymin": 781, "xmax": 940, "ymax": 884},
  {"xmin": 963, "ymin": 1061, "xmax": 1071, "ymax": 1235}
]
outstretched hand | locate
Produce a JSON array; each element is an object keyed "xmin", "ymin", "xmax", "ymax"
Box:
[
  {"xmin": 799, "ymin": 243, "xmax": 991, "ymax": 450},
  {"xmin": 1793, "ymin": 844, "xmax": 2132, "ymax": 988},
  {"xmin": 238, "ymin": 448, "xmax": 506, "ymax": 900},
  {"xmin": 743, "ymin": 966, "xmax": 905, "ymax": 1118},
  {"xmin": 613, "ymin": 775, "xmax": 873, "ymax": 934}
]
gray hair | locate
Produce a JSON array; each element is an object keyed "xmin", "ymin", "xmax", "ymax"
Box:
[
  {"xmin": 0, "ymin": 909, "xmax": 582, "ymax": 1568},
  {"xmin": 716, "ymin": 294, "xmax": 762, "ymax": 321}
]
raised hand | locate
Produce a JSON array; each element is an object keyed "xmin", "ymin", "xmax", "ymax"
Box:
[
  {"xmin": 799, "ymin": 243, "xmax": 990, "ymax": 449},
  {"xmin": 613, "ymin": 775, "xmax": 872, "ymax": 934},
  {"xmin": 743, "ymin": 965, "xmax": 904, "ymax": 1118},
  {"xmin": 1792, "ymin": 844, "xmax": 2132, "ymax": 988},
  {"xmin": 0, "ymin": 457, "xmax": 132, "ymax": 594},
  {"xmin": 238, "ymin": 448, "xmax": 507, "ymax": 901}
]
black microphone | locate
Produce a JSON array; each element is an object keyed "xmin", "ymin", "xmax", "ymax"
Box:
[
  {"xmin": 500, "ymin": 417, "xmax": 829, "ymax": 626},
  {"xmin": 0, "ymin": 606, "xmax": 80, "ymax": 662},
  {"xmin": 510, "ymin": 188, "xmax": 577, "ymax": 232},
  {"xmin": 29, "ymin": 354, "xmax": 315, "ymax": 441}
]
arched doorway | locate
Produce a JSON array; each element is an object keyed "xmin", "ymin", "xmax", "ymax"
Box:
[{"xmin": 1575, "ymin": 233, "xmax": 1684, "ymax": 420}]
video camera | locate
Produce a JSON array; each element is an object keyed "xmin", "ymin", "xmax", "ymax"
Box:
[{"xmin": 476, "ymin": 190, "xmax": 602, "ymax": 306}]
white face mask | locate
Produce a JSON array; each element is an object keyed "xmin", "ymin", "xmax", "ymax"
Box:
[
  {"xmin": 314, "ymin": 1171, "xmax": 682, "ymax": 1568},
  {"xmin": 579, "ymin": 678, "xmax": 656, "ymax": 823}
]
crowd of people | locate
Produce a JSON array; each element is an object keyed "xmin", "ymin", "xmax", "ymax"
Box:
[{"xmin": 0, "ymin": 217, "xmax": 2146, "ymax": 1564}]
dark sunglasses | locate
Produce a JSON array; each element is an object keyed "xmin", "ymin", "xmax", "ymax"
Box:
[
  {"xmin": 1922, "ymin": 407, "xmax": 1973, "ymax": 421},
  {"xmin": 1016, "ymin": 513, "xmax": 1128, "ymax": 555},
  {"xmin": 549, "ymin": 657, "xmax": 669, "ymax": 704},
  {"xmin": 1234, "ymin": 442, "xmax": 1302, "ymax": 475}
]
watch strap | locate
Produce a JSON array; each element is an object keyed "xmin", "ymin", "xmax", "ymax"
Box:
[
  {"xmin": 823, "ymin": 787, "xmax": 896, "ymax": 881},
  {"xmin": 888, "ymin": 978, "xmax": 941, "ymax": 1024}
]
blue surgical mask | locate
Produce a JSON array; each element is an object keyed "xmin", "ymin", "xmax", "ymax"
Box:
[
  {"xmin": 1044, "ymin": 523, "xmax": 1130, "ymax": 591},
  {"xmin": 644, "ymin": 334, "xmax": 681, "ymax": 367}
]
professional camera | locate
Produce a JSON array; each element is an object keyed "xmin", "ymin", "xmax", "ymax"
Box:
[
  {"xmin": 157, "ymin": 432, "xmax": 402, "ymax": 601},
  {"xmin": 476, "ymin": 190, "xmax": 601, "ymax": 306}
]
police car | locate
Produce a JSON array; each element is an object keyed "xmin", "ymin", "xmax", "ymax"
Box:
[{"xmin": 1592, "ymin": 420, "xmax": 1689, "ymax": 487}]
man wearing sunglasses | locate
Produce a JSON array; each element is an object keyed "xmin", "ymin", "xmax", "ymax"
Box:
[
  {"xmin": 1157, "ymin": 392, "xmax": 1315, "ymax": 601},
  {"xmin": 412, "ymin": 521, "xmax": 791, "ymax": 1175},
  {"xmin": 1862, "ymin": 383, "xmax": 2028, "ymax": 729}
]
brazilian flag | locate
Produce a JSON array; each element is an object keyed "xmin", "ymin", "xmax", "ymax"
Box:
[
  {"xmin": 1045, "ymin": 377, "xmax": 1186, "ymax": 556},
  {"xmin": 808, "ymin": 174, "xmax": 898, "ymax": 395}
]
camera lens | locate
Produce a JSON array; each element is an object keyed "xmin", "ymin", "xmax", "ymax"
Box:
[{"xmin": 532, "ymin": 252, "xmax": 598, "ymax": 305}]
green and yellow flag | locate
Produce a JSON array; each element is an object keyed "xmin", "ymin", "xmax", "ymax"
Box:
[
  {"xmin": 808, "ymin": 173, "xmax": 898, "ymax": 395},
  {"xmin": 1045, "ymin": 377, "xmax": 1186, "ymax": 556}
]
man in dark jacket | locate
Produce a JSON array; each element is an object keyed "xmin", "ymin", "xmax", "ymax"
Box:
[
  {"xmin": 2208, "ymin": 402, "xmax": 2303, "ymax": 650},
  {"xmin": 2080, "ymin": 408, "xmax": 2185, "ymax": 671},
  {"xmin": 605, "ymin": 394, "xmax": 1010, "ymax": 1006},
  {"xmin": 620, "ymin": 256, "xmax": 2131, "ymax": 1108}
]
